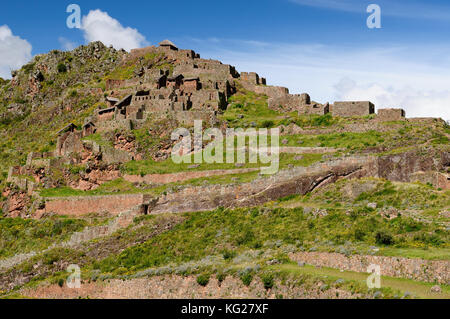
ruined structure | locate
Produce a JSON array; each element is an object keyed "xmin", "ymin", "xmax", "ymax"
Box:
[
  {"xmin": 331, "ymin": 101, "xmax": 375, "ymax": 117},
  {"xmin": 4, "ymin": 40, "xmax": 446, "ymax": 219},
  {"xmin": 377, "ymin": 108, "xmax": 406, "ymax": 121}
]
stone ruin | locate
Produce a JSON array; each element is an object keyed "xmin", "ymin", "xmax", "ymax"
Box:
[
  {"xmin": 377, "ymin": 108, "xmax": 406, "ymax": 121},
  {"xmin": 5, "ymin": 40, "xmax": 411, "ymax": 197},
  {"xmin": 331, "ymin": 101, "xmax": 375, "ymax": 117},
  {"xmin": 83, "ymin": 40, "xmax": 408, "ymax": 139},
  {"xmin": 88, "ymin": 40, "xmax": 240, "ymax": 134},
  {"xmin": 237, "ymin": 71, "xmax": 406, "ymax": 121}
]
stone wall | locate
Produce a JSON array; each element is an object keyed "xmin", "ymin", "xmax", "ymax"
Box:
[
  {"xmin": 151, "ymin": 156, "xmax": 376, "ymax": 214},
  {"xmin": 268, "ymin": 93, "xmax": 310, "ymax": 112},
  {"xmin": 43, "ymin": 194, "xmax": 153, "ymax": 217},
  {"xmin": 289, "ymin": 252, "xmax": 449, "ymax": 284},
  {"xmin": 411, "ymin": 171, "xmax": 450, "ymax": 190},
  {"xmin": 377, "ymin": 149, "xmax": 447, "ymax": 182},
  {"xmin": 377, "ymin": 108, "xmax": 406, "ymax": 121},
  {"xmin": 21, "ymin": 274, "xmax": 365, "ymax": 299},
  {"xmin": 106, "ymin": 79, "xmax": 125, "ymax": 90},
  {"xmin": 124, "ymin": 168, "xmax": 260, "ymax": 185},
  {"xmin": 332, "ymin": 101, "xmax": 375, "ymax": 117},
  {"xmin": 56, "ymin": 131, "xmax": 83, "ymax": 157},
  {"xmin": 150, "ymin": 149, "xmax": 448, "ymax": 215}
]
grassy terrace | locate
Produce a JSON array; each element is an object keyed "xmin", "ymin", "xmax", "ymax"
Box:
[
  {"xmin": 39, "ymin": 152, "xmax": 325, "ymax": 198},
  {"xmin": 6, "ymin": 206, "xmax": 448, "ymax": 299},
  {"xmin": 93, "ymin": 206, "xmax": 448, "ymax": 276},
  {"xmin": 272, "ymin": 263, "xmax": 450, "ymax": 299},
  {"xmin": 0, "ymin": 217, "xmax": 88, "ymax": 259},
  {"xmin": 121, "ymin": 152, "xmax": 324, "ymax": 175},
  {"xmin": 220, "ymin": 85, "xmax": 341, "ymax": 129}
]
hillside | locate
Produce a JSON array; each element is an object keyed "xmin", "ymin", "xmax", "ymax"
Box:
[{"xmin": 0, "ymin": 40, "xmax": 449, "ymax": 299}]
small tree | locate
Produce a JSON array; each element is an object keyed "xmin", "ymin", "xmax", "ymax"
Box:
[
  {"xmin": 261, "ymin": 274, "xmax": 274, "ymax": 290},
  {"xmin": 375, "ymin": 231, "xmax": 394, "ymax": 246},
  {"xmin": 196, "ymin": 274, "xmax": 210, "ymax": 287},
  {"xmin": 57, "ymin": 63, "xmax": 67, "ymax": 73}
]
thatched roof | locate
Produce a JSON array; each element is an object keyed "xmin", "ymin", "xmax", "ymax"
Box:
[{"xmin": 159, "ymin": 40, "xmax": 177, "ymax": 49}]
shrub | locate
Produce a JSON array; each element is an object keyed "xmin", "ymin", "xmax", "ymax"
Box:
[
  {"xmin": 375, "ymin": 231, "xmax": 394, "ymax": 246},
  {"xmin": 57, "ymin": 278, "xmax": 65, "ymax": 288},
  {"xmin": 240, "ymin": 272, "xmax": 253, "ymax": 286},
  {"xmin": 236, "ymin": 230, "xmax": 255, "ymax": 245},
  {"xmin": 22, "ymin": 62, "xmax": 35, "ymax": 74},
  {"xmin": 57, "ymin": 63, "xmax": 67, "ymax": 73},
  {"xmin": 222, "ymin": 249, "xmax": 237, "ymax": 260},
  {"xmin": 353, "ymin": 228, "xmax": 366, "ymax": 241},
  {"xmin": 261, "ymin": 120, "xmax": 274, "ymax": 128},
  {"xmin": 216, "ymin": 272, "xmax": 226, "ymax": 283},
  {"xmin": 196, "ymin": 274, "xmax": 210, "ymax": 287},
  {"xmin": 261, "ymin": 274, "xmax": 274, "ymax": 290}
]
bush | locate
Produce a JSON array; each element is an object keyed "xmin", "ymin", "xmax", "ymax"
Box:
[
  {"xmin": 240, "ymin": 272, "xmax": 253, "ymax": 286},
  {"xmin": 196, "ymin": 274, "xmax": 210, "ymax": 287},
  {"xmin": 216, "ymin": 272, "xmax": 226, "ymax": 283},
  {"xmin": 375, "ymin": 231, "xmax": 394, "ymax": 246},
  {"xmin": 353, "ymin": 228, "xmax": 366, "ymax": 241},
  {"xmin": 222, "ymin": 249, "xmax": 237, "ymax": 260},
  {"xmin": 261, "ymin": 274, "xmax": 274, "ymax": 290},
  {"xmin": 236, "ymin": 230, "xmax": 255, "ymax": 245},
  {"xmin": 57, "ymin": 63, "xmax": 67, "ymax": 73},
  {"xmin": 57, "ymin": 278, "xmax": 65, "ymax": 288},
  {"xmin": 261, "ymin": 120, "xmax": 274, "ymax": 128}
]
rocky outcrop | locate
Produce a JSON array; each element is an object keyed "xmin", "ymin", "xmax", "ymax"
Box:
[
  {"xmin": 1, "ymin": 188, "xmax": 31, "ymax": 218},
  {"xmin": 151, "ymin": 156, "xmax": 375, "ymax": 214},
  {"xmin": 378, "ymin": 148, "xmax": 448, "ymax": 182}
]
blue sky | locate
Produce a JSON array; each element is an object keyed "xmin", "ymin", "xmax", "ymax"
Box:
[{"xmin": 1, "ymin": 0, "xmax": 450, "ymax": 119}]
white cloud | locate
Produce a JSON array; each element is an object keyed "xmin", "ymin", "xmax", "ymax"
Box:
[
  {"xmin": 81, "ymin": 10, "xmax": 149, "ymax": 51},
  {"xmin": 58, "ymin": 37, "xmax": 77, "ymax": 51},
  {"xmin": 187, "ymin": 38, "xmax": 450, "ymax": 120},
  {"xmin": 0, "ymin": 25, "xmax": 32, "ymax": 79},
  {"xmin": 334, "ymin": 78, "xmax": 450, "ymax": 120}
]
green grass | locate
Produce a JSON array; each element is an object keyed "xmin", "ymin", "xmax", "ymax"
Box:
[
  {"xmin": 39, "ymin": 178, "xmax": 146, "ymax": 198},
  {"xmin": 121, "ymin": 152, "xmax": 324, "ymax": 175},
  {"xmin": 0, "ymin": 217, "xmax": 87, "ymax": 259},
  {"xmin": 309, "ymin": 178, "xmax": 450, "ymax": 211},
  {"xmin": 93, "ymin": 206, "xmax": 448, "ymax": 276},
  {"xmin": 281, "ymin": 131, "xmax": 386, "ymax": 150},
  {"xmin": 81, "ymin": 132, "xmax": 113, "ymax": 148},
  {"xmin": 378, "ymin": 247, "xmax": 450, "ymax": 260},
  {"xmin": 220, "ymin": 86, "xmax": 341, "ymax": 129},
  {"xmin": 272, "ymin": 263, "xmax": 450, "ymax": 299}
]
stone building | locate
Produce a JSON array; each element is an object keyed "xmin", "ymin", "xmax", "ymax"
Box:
[
  {"xmin": 377, "ymin": 108, "xmax": 406, "ymax": 121},
  {"xmin": 332, "ymin": 101, "xmax": 375, "ymax": 117},
  {"xmin": 159, "ymin": 40, "xmax": 178, "ymax": 51}
]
